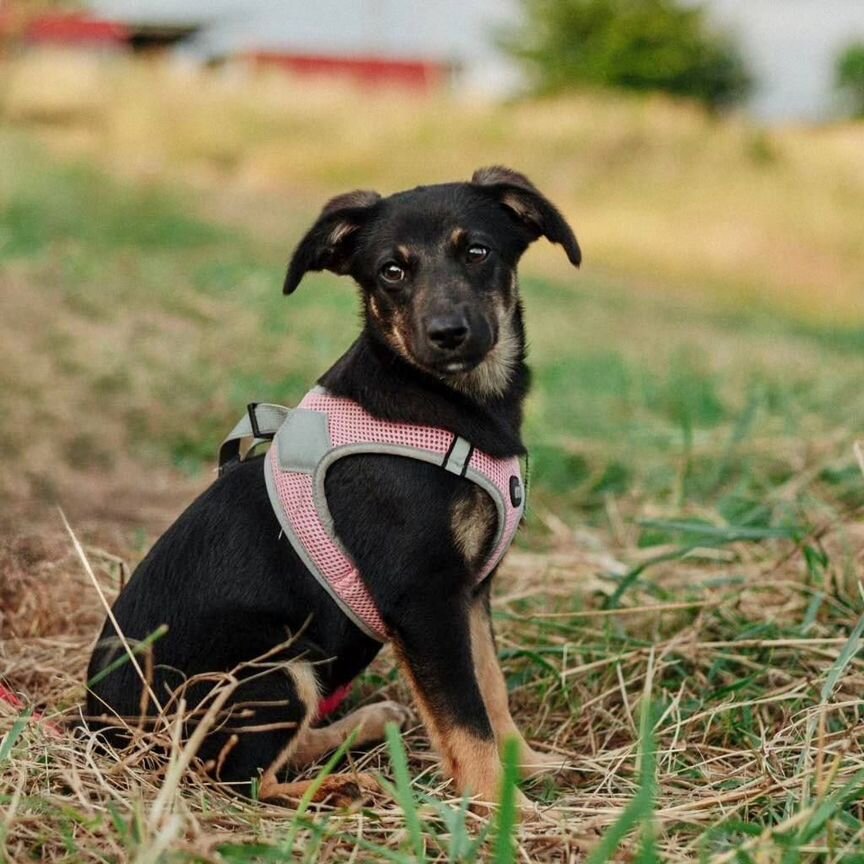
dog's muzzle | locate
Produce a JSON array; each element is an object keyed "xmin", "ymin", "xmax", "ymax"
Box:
[{"xmin": 421, "ymin": 310, "xmax": 494, "ymax": 372}]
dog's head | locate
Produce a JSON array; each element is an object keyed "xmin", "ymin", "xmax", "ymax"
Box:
[{"xmin": 284, "ymin": 167, "xmax": 580, "ymax": 398}]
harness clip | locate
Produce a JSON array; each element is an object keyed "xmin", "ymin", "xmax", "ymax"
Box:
[{"xmin": 247, "ymin": 402, "xmax": 265, "ymax": 440}]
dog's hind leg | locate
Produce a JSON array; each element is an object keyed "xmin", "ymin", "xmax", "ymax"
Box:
[
  {"xmin": 193, "ymin": 661, "xmax": 316, "ymax": 798},
  {"xmin": 255, "ymin": 665, "xmax": 394, "ymax": 805},
  {"xmin": 254, "ymin": 661, "xmax": 319, "ymax": 800},
  {"xmin": 260, "ymin": 701, "xmax": 411, "ymax": 805},
  {"xmin": 288, "ymin": 700, "xmax": 411, "ymax": 768}
]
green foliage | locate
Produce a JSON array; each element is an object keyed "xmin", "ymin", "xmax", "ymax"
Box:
[
  {"xmin": 383, "ymin": 723, "xmax": 426, "ymax": 860},
  {"xmin": 492, "ymin": 738, "xmax": 521, "ymax": 864},
  {"xmin": 503, "ymin": 0, "xmax": 751, "ymax": 109},
  {"xmin": 0, "ymin": 161, "xmax": 222, "ymax": 262},
  {"xmin": 0, "ymin": 711, "xmax": 31, "ymax": 763},
  {"xmin": 835, "ymin": 42, "xmax": 864, "ymax": 117}
]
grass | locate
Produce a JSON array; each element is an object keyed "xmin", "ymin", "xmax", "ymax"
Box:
[
  {"xmin": 1, "ymin": 76, "xmax": 864, "ymax": 861},
  {"xmin": 2, "ymin": 50, "xmax": 864, "ymax": 325}
]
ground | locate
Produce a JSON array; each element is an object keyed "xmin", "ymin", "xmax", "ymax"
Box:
[{"xmin": 2, "ymin": 56, "xmax": 864, "ymax": 863}]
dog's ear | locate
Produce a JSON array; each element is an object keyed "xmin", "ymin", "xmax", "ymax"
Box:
[
  {"xmin": 471, "ymin": 166, "xmax": 581, "ymax": 267},
  {"xmin": 284, "ymin": 189, "xmax": 381, "ymax": 294}
]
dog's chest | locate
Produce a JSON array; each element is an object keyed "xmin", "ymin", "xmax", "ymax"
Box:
[
  {"xmin": 252, "ymin": 388, "xmax": 525, "ymax": 641},
  {"xmin": 451, "ymin": 486, "xmax": 497, "ymax": 572}
]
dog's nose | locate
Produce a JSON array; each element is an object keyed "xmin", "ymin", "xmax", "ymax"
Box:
[{"xmin": 427, "ymin": 316, "xmax": 469, "ymax": 351}]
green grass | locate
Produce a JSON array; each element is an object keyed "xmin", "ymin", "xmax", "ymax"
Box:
[
  {"xmin": 2, "ymin": 132, "xmax": 864, "ymax": 862},
  {"xmin": 6, "ymin": 52, "xmax": 864, "ymax": 324},
  {"xmin": 2, "ymin": 131, "xmax": 862, "ymax": 521}
]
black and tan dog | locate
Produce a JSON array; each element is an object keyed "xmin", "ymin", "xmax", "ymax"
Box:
[{"xmin": 86, "ymin": 167, "xmax": 580, "ymax": 808}]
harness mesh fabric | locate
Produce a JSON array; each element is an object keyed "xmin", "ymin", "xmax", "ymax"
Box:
[{"xmin": 266, "ymin": 389, "xmax": 524, "ymax": 642}]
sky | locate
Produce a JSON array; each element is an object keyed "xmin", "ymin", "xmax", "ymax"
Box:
[{"xmin": 702, "ymin": 0, "xmax": 864, "ymax": 120}]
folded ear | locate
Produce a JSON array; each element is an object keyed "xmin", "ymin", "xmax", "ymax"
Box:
[
  {"xmin": 471, "ymin": 166, "xmax": 581, "ymax": 267},
  {"xmin": 284, "ymin": 189, "xmax": 381, "ymax": 294}
]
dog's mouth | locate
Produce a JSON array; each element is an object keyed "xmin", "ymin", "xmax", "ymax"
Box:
[
  {"xmin": 405, "ymin": 347, "xmax": 490, "ymax": 381},
  {"xmin": 393, "ymin": 320, "xmax": 516, "ymax": 398},
  {"xmin": 439, "ymin": 356, "xmax": 484, "ymax": 375}
]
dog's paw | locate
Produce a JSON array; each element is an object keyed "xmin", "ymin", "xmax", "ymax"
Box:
[
  {"xmin": 316, "ymin": 773, "xmax": 380, "ymax": 808},
  {"xmin": 351, "ymin": 700, "xmax": 412, "ymax": 743},
  {"xmin": 261, "ymin": 773, "xmax": 380, "ymax": 808},
  {"xmin": 372, "ymin": 700, "xmax": 412, "ymax": 728},
  {"xmin": 519, "ymin": 748, "xmax": 570, "ymax": 780}
]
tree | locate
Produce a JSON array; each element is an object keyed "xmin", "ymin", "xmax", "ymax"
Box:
[
  {"xmin": 835, "ymin": 42, "xmax": 864, "ymax": 118},
  {"xmin": 502, "ymin": 0, "xmax": 751, "ymax": 110}
]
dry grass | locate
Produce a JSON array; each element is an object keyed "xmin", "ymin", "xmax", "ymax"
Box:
[
  {"xmin": 2, "ymin": 49, "xmax": 864, "ymax": 324},
  {"xmin": 3, "ymin": 474, "xmax": 864, "ymax": 861}
]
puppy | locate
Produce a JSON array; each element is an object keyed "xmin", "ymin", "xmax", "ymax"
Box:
[{"xmin": 86, "ymin": 166, "xmax": 580, "ymax": 808}]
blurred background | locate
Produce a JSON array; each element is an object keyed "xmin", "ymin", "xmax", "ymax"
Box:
[{"xmin": 1, "ymin": 0, "xmax": 863, "ymax": 547}]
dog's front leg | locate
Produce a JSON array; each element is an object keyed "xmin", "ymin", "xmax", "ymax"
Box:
[
  {"xmin": 390, "ymin": 588, "xmax": 529, "ymax": 809},
  {"xmin": 470, "ymin": 596, "xmax": 567, "ymax": 779}
]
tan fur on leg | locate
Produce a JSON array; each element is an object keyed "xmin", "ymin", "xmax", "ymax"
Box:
[
  {"xmin": 392, "ymin": 641, "xmax": 516, "ymax": 806},
  {"xmin": 289, "ymin": 700, "xmax": 411, "ymax": 768},
  {"xmin": 443, "ymin": 727, "xmax": 508, "ymax": 804},
  {"xmin": 257, "ymin": 662, "xmax": 319, "ymax": 800},
  {"xmin": 451, "ymin": 486, "xmax": 496, "ymax": 570},
  {"xmin": 470, "ymin": 602, "xmax": 566, "ymax": 779}
]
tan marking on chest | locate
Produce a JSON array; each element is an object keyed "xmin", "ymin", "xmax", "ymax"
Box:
[{"xmin": 451, "ymin": 486, "xmax": 496, "ymax": 571}]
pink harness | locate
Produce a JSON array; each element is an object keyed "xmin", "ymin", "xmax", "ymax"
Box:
[{"xmin": 247, "ymin": 388, "xmax": 525, "ymax": 642}]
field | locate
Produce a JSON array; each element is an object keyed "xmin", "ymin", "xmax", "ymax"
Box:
[{"xmin": 2, "ymin": 53, "xmax": 864, "ymax": 862}]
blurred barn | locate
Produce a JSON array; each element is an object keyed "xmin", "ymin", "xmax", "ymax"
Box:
[
  {"xmin": 6, "ymin": 0, "xmax": 864, "ymax": 119},
  {"xmin": 11, "ymin": 0, "xmax": 518, "ymax": 95}
]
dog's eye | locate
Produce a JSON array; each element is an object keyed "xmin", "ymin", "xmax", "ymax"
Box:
[
  {"xmin": 466, "ymin": 244, "xmax": 489, "ymax": 263},
  {"xmin": 380, "ymin": 262, "xmax": 406, "ymax": 284}
]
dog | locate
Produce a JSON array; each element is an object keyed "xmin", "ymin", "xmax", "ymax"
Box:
[{"xmin": 86, "ymin": 166, "xmax": 581, "ymax": 808}]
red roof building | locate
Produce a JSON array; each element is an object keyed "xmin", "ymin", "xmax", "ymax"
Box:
[{"xmin": 24, "ymin": 12, "xmax": 129, "ymax": 46}]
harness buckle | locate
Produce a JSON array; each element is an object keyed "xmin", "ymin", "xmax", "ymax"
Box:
[{"xmin": 247, "ymin": 402, "xmax": 265, "ymax": 440}]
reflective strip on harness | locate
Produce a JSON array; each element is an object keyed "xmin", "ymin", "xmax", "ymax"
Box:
[
  {"xmin": 442, "ymin": 436, "xmax": 473, "ymax": 476},
  {"xmin": 234, "ymin": 387, "xmax": 524, "ymax": 642}
]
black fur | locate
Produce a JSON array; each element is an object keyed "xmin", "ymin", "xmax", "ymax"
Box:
[{"xmin": 86, "ymin": 168, "xmax": 579, "ymax": 795}]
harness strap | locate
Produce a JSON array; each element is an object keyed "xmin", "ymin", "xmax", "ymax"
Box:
[
  {"xmin": 218, "ymin": 402, "xmax": 291, "ymax": 475},
  {"xmin": 220, "ymin": 391, "xmax": 525, "ymax": 644}
]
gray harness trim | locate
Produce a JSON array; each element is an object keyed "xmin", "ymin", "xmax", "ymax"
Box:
[
  {"xmin": 309, "ymin": 443, "xmax": 508, "ymax": 569},
  {"xmin": 262, "ymin": 442, "xmax": 384, "ymax": 641},
  {"xmin": 219, "ymin": 396, "xmax": 514, "ymax": 643},
  {"xmin": 275, "ymin": 409, "xmax": 331, "ymax": 473}
]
